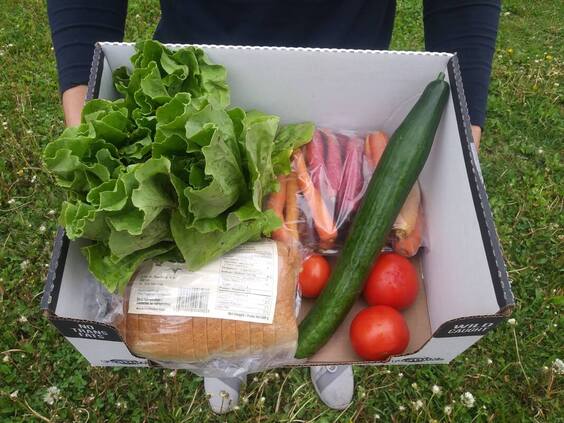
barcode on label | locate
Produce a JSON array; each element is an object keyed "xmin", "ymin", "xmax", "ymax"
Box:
[{"xmin": 175, "ymin": 287, "xmax": 209, "ymax": 313}]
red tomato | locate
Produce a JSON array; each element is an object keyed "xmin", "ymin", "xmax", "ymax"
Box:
[
  {"xmin": 363, "ymin": 252, "xmax": 419, "ymax": 310},
  {"xmin": 299, "ymin": 255, "xmax": 331, "ymax": 298},
  {"xmin": 349, "ymin": 305, "xmax": 410, "ymax": 361}
]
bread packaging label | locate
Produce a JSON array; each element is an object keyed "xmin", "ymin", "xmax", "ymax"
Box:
[{"xmin": 127, "ymin": 240, "xmax": 279, "ymax": 324}]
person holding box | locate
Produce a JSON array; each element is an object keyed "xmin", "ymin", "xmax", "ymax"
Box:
[{"xmin": 47, "ymin": 0, "xmax": 500, "ymax": 414}]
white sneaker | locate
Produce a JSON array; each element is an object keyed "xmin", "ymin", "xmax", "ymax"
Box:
[
  {"xmin": 204, "ymin": 375, "xmax": 244, "ymax": 414},
  {"xmin": 310, "ymin": 365, "xmax": 354, "ymax": 410}
]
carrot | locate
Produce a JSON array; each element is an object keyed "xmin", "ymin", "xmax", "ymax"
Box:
[
  {"xmin": 364, "ymin": 131, "xmax": 389, "ymax": 169},
  {"xmin": 392, "ymin": 181, "xmax": 421, "ymax": 239},
  {"xmin": 392, "ymin": 205, "xmax": 423, "ymax": 257},
  {"xmin": 293, "ymin": 149, "xmax": 338, "ymax": 243},
  {"xmin": 285, "ymin": 172, "xmax": 299, "ymax": 240},
  {"xmin": 336, "ymin": 135, "xmax": 364, "ymax": 224},
  {"xmin": 306, "ymin": 130, "xmax": 328, "ymax": 194},
  {"xmin": 320, "ymin": 129, "xmax": 343, "ymax": 195},
  {"xmin": 268, "ymin": 175, "xmax": 290, "ymax": 243}
]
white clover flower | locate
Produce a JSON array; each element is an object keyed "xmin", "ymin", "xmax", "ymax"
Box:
[
  {"xmin": 7, "ymin": 198, "xmax": 15, "ymax": 205},
  {"xmin": 486, "ymin": 358, "xmax": 493, "ymax": 365},
  {"xmin": 233, "ymin": 405, "xmax": 240, "ymax": 410},
  {"xmin": 542, "ymin": 366, "xmax": 550, "ymax": 372},
  {"xmin": 43, "ymin": 386, "xmax": 61, "ymax": 405},
  {"xmin": 384, "ymin": 369, "xmax": 391, "ymax": 374},
  {"xmin": 253, "ymin": 376, "xmax": 259, "ymax": 382},
  {"xmin": 552, "ymin": 358, "xmax": 564, "ymax": 375},
  {"xmin": 2, "ymin": 355, "xmax": 9, "ymax": 363},
  {"xmin": 242, "ymin": 396, "xmax": 249, "ymax": 404},
  {"xmin": 30, "ymin": 175, "xmax": 37, "ymax": 183},
  {"xmin": 538, "ymin": 148, "xmax": 544, "ymax": 154},
  {"xmin": 503, "ymin": 11, "xmax": 511, "ymax": 16},
  {"xmin": 48, "ymin": 209, "xmax": 56, "ymax": 216},
  {"xmin": 411, "ymin": 382, "xmax": 418, "ymax": 389},
  {"xmin": 116, "ymin": 401, "xmax": 122, "ymax": 408},
  {"xmin": 444, "ymin": 405, "xmax": 452, "ymax": 415},
  {"xmin": 374, "ymin": 414, "xmax": 381, "ymax": 420},
  {"xmin": 507, "ymin": 318, "xmax": 516, "ymax": 326},
  {"xmin": 10, "ymin": 390, "xmax": 18, "ymax": 399},
  {"xmin": 360, "ymin": 391, "xmax": 366, "ymax": 398},
  {"xmin": 460, "ymin": 392, "xmax": 475, "ymax": 408},
  {"xmin": 39, "ymin": 225, "xmax": 47, "ymax": 233},
  {"xmin": 18, "ymin": 315, "xmax": 28, "ymax": 323},
  {"xmin": 414, "ymin": 399, "xmax": 424, "ymax": 410},
  {"xmin": 168, "ymin": 370, "xmax": 177, "ymax": 378},
  {"xmin": 259, "ymin": 396, "xmax": 266, "ymax": 403},
  {"xmin": 399, "ymin": 405, "xmax": 406, "ymax": 411},
  {"xmin": 26, "ymin": 129, "xmax": 33, "ymax": 134},
  {"xmin": 274, "ymin": 372, "xmax": 280, "ymax": 379},
  {"xmin": 432, "ymin": 385, "xmax": 441, "ymax": 395},
  {"xmin": 20, "ymin": 260, "xmax": 29, "ymax": 270},
  {"xmin": 398, "ymin": 372, "xmax": 404, "ymax": 378}
]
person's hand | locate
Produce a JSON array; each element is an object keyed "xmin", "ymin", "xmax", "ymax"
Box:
[
  {"xmin": 62, "ymin": 85, "xmax": 88, "ymax": 127},
  {"xmin": 471, "ymin": 125, "xmax": 481, "ymax": 151}
]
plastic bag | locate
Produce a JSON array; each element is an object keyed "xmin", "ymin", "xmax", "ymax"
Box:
[
  {"xmin": 116, "ymin": 240, "xmax": 304, "ymax": 377},
  {"xmin": 83, "ymin": 273, "xmax": 123, "ymax": 324},
  {"xmin": 268, "ymin": 128, "xmax": 424, "ymax": 257}
]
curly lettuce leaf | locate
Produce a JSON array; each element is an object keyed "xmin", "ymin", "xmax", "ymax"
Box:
[
  {"xmin": 241, "ymin": 111, "xmax": 279, "ymax": 210},
  {"xmin": 272, "ymin": 122, "xmax": 315, "ymax": 175},
  {"xmin": 44, "ymin": 40, "xmax": 313, "ymax": 293},
  {"xmin": 170, "ymin": 208, "xmax": 280, "ymax": 270},
  {"xmin": 83, "ymin": 241, "xmax": 176, "ymax": 293}
]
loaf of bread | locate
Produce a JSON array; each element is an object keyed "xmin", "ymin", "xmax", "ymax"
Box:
[{"xmin": 121, "ymin": 242, "xmax": 300, "ymax": 362}]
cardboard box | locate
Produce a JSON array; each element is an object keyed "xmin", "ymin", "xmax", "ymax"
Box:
[{"xmin": 41, "ymin": 42, "xmax": 514, "ymax": 368}]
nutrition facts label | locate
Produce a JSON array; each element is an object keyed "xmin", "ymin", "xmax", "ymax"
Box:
[{"xmin": 128, "ymin": 240, "xmax": 278, "ymax": 324}]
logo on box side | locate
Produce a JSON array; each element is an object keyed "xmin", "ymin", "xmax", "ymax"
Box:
[
  {"xmin": 52, "ymin": 319, "xmax": 122, "ymax": 342},
  {"xmin": 434, "ymin": 316, "xmax": 505, "ymax": 338}
]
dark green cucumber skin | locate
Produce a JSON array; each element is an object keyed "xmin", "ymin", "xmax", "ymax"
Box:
[{"xmin": 296, "ymin": 75, "xmax": 450, "ymax": 359}]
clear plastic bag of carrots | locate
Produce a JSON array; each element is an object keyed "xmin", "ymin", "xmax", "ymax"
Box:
[{"xmin": 268, "ymin": 128, "xmax": 424, "ymax": 257}]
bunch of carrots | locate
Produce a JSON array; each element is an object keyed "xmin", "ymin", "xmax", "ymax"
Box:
[{"xmin": 268, "ymin": 128, "xmax": 423, "ymax": 257}]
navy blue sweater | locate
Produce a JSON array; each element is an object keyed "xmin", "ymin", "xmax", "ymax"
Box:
[{"xmin": 47, "ymin": 0, "xmax": 500, "ymax": 127}]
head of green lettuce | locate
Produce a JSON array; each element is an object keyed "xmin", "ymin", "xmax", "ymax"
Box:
[{"xmin": 43, "ymin": 40, "xmax": 313, "ymax": 294}]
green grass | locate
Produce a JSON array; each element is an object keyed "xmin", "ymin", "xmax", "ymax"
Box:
[{"xmin": 0, "ymin": 0, "xmax": 562, "ymax": 421}]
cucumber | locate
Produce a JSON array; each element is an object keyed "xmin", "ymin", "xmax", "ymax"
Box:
[{"xmin": 296, "ymin": 73, "xmax": 450, "ymax": 358}]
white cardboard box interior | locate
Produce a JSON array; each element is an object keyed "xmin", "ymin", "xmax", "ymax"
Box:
[{"xmin": 50, "ymin": 43, "xmax": 508, "ymax": 367}]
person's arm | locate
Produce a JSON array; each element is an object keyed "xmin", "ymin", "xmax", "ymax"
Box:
[
  {"xmin": 47, "ymin": 0, "xmax": 128, "ymax": 126},
  {"xmin": 423, "ymin": 0, "xmax": 501, "ymax": 149}
]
